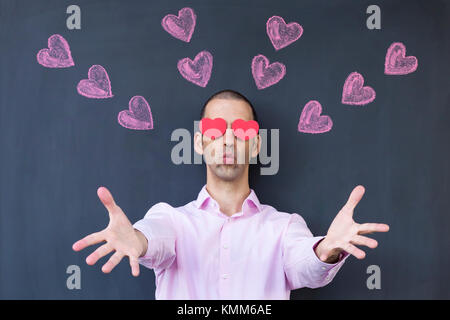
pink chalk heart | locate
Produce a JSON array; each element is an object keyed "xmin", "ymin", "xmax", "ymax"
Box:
[
  {"xmin": 177, "ymin": 50, "xmax": 213, "ymax": 87},
  {"xmin": 161, "ymin": 7, "xmax": 196, "ymax": 42},
  {"xmin": 251, "ymin": 54, "xmax": 286, "ymax": 90},
  {"xmin": 266, "ymin": 16, "xmax": 303, "ymax": 51},
  {"xmin": 384, "ymin": 42, "xmax": 418, "ymax": 75},
  {"xmin": 341, "ymin": 72, "xmax": 376, "ymax": 105},
  {"xmin": 118, "ymin": 96, "xmax": 154, "ymax": 130},
  {"xmin": 37, "ymin": 34, "xmax": 74, "ymax": 68},
  {"xmin": 298, "ymin": 100, "xmax": 333, "ymax": 134},
  {"xmin": 77, "ymin": 65, "xmax": 113, "ymax": 99}
]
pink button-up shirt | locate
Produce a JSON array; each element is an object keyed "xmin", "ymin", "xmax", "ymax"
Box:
[{"xmin": 133, "ymin": 184, "xmax": 349, "ymax": 299}]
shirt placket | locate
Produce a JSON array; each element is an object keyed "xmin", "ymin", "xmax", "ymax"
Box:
[{"xmin": 219, "ymin": 216, "xmax": 232, "ymax": 299}]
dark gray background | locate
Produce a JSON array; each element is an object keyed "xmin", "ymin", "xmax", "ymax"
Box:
[{"xmin": 0, "ymin": 0, "xmax": 449, "ymax": 299}]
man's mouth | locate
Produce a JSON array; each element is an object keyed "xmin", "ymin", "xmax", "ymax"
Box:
[{"xmin": 223, "ymin": 152, "xmax": 235, "ymax": 164}]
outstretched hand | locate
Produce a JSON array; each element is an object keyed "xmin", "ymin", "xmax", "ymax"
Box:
[
  {"xmin": 315, "ymin": 185, "xmax": 390, "ymax": 263},
  {"xmin": 72, "ymin": 187, "xmax": 147, "ymax": 277}
]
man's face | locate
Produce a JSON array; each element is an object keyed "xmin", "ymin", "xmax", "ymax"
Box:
[{"xmin": 194, "ymin": 98, "xmax": 260, "ymax": 182}]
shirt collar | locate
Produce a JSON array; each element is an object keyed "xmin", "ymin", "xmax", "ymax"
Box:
[{"xmin": 194, "ymin": 184, "xmax": 262, "ymax": 215}]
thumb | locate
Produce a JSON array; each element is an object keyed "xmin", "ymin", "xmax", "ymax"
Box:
[
  {"xmin": 97, "ymin": 186, "xmax": 119, "ymax": 215},
  {"xmin": 343, "ymin": 185, "xmax": 365, "ymax": 213}
]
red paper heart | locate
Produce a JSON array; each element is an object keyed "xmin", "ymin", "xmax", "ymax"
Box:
[
  {"xmin": 232, "ymin": 119, "xmax": 259, "ymax": 140},
  {"xmin": 200, "ymin": 117, "xmax": 227, "ymax": 140}
]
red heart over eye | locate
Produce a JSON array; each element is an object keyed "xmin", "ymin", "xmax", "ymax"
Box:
[
  {"xmin": 232, "ymin": 119, "xmax": 259, "ymax": 140},
  {"xmin": 200, "ymin": 117, "xmax": 227, "ymax": 140}
]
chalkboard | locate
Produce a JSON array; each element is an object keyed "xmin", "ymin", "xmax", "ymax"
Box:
[{"xmin": 0, "ymin": 0, "xmax": 449, "ymax": 299}]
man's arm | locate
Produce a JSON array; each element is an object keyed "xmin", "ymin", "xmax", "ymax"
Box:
[
  {"xmin": 132, "ymin": 202, "xmax": 177, "ymax": 270},
  {"xmin": 283, "ymin": 185, "xmax": 389, "ymax": 290},
  {"xmin": 282, "ymin": 215, "xmax": 350, "ymax": 290},
  {"xmin": 134, "ymin": 229, "xmax": 149, "ymax": 257}
]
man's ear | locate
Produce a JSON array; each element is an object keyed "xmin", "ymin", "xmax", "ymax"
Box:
[
  {"xmin": 194, "ymin": 131, "xmax": 204, "ymax": 155},
  {"xmin": 250, "ymin": 134, "xmax": 261, "ymax": 158}
]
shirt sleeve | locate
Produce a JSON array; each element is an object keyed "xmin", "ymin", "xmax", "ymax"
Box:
[
  {"xmin": 132, "ymin": 202, "xmax": 177, "ymax": 271},
  {"xmin": 282, "ymin": 213, "xmax": 350, "ymax": 290}
]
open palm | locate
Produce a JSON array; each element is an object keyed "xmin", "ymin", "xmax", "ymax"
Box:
[
  {"xmin": 72, "ymin": 187, "xmax": 147, "ymax": 276},
  {"xmin": 319, "ymin": 185, "xmax": 390, "ymax": 260}
]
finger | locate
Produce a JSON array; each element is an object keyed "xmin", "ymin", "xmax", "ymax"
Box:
[
  {"xmin": 129, "ymin": 255, "xmax": 140, "ymax": 277},
  {"xmin": 343, "ymin": 185, "xmax": 365, "ymax": 213},
  {"xmin": 72, "ymin": 231, "xmax": 104, "ymax": 251},
  {"xmin": 97, "ymin": 186, "xmax": 120, "ymax": 215},
  {"xmin": 86, "ymin": 243, "xmax": 113, "ymax": 265},
  {"xmin": 344, "ymin": 243, "xmax": 366, "ymax": 259},
  {"xmin": 102, "ymin": 251, "xmax": 124, "ymax": 273},
  {"xmin": 358, "ymin": 223, "xmax": 390, "ymax": 235},
  {"xmin": 351, "ymin": 235, "xmax": 378, "ymax": 249}
]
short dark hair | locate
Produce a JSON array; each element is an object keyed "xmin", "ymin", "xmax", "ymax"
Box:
[{"xmin": 200, "ymin": 89, "xmax": 258, "ymax": 122}]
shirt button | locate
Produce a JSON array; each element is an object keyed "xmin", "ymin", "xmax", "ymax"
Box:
[
  {"xmin": 222, "ymin": 274, "xmax": 229, "ymax": 279},
  {"xmin": 321, "ymin": 266, "xmax": 327, "ymax": 270},
  {"xmin": 223, "ymin": 244, "xmax": 229, "ymax": 249}
]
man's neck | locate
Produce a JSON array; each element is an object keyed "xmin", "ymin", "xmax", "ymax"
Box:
[{"xmin": 205, "ymin": 176, "xmax": 251, "ymax": 217}]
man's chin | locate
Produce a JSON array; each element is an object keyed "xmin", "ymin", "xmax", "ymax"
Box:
[
  {"xmin": 213, "ymin": 170, "xmax": 242, "ymax": 181},
  {"xmin": 208, "ymin": 163, "xmax": 246, "ymax": 179}
]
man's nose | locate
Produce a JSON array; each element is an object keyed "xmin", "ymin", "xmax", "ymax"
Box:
[{"xmin": 223, "ymin": 128, "xmax": 235, "ymax": 146}]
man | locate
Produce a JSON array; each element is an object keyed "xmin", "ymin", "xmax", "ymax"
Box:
[{"xmin": 72, "ymin": 89, "xmax": 390, "ymax": 299}]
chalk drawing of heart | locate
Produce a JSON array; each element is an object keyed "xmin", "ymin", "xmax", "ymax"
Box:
[
  {"xmin": 384, "ymin": 42, "xmax": 418, "ymax": 75},
  {"xmin": 298, "ymin": 100, "xmax": 333, "ymax": 134},
  {"xmin": 251, "ymin": 54, "xmax": 286, "ymax": 90},
  {"xmin": 266, "ymin": 16, "xmax": 303, "ymax": 51},
  {"xmin": 36, "ymin": 34, "xmax": 74, "ymax": 68},
  {"xmin": 161, "ymin": 7, "xmax": 197, "ymax": 42},
  {"xmin": 77, "ymin": 65, "xmax": 113, "ymax": 99},
  {"xmin": 118, "ymin": 96, "xmax": 154, "ymax": 130},
  {"xmin": 177, "ymin": 50, "xmax": 213, "ymax": 87},
  {"xmin": 341, "ymin": 72, "xmax": 376, "ymax": 105}
]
